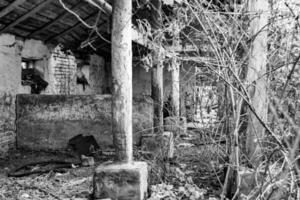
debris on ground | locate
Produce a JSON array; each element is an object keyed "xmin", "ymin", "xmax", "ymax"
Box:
[{"xmin": 0, "ymin": 127, "xmax": 225, "ymax": 199}]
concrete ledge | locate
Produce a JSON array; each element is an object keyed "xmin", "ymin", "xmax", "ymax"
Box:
[{"xmin": 93, "ymin": 161, "xmax": 148, "ymax": 200}]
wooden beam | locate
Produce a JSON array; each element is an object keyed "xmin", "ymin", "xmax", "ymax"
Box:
[
  {"xmin": 0, "ymin": 0, "xmax": 52, "ymax": 34},
  {"xmin": 85, "ymin": 0, "xmax": 112, "ymax": 14},
  {"xmin": 0, "ymin": 0, "xmax": 26, "ymax": 18},
  {"xmin": 85, "ymin": 0, "xmax": 149, "ymax": 47},
  {"xmin": 27, "ymin": 2, "xmax": 83, "ymax": 38},
  {"xmin": 44, "ymin": 12, "xmax": 99, "ymax": 43},
  {"xmin": 111, "ymin": 0, "xmax": 133, "ymax": 162},
  {"xmin": 79, "ymin": 33, "xmax": 111, "ymax": 49}
]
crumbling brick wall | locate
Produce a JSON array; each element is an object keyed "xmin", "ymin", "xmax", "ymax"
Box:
[{"xmin": 47, "ymin": 45, "xmax": 77, "ymax": 94}]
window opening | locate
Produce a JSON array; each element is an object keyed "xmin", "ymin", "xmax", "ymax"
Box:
[{"xmin": 21, "ymin": 59, "xmax": 48, "ymax": 94}]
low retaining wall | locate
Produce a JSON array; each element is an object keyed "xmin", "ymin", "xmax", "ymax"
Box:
[{"xmin": 16, "ymin": 94, "xmax": 153, "ymax": 150}]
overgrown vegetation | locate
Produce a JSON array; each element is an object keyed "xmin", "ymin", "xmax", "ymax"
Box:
[{"xmin": 133, "ymin": 0, "xmax": 300, "ymax": 199}]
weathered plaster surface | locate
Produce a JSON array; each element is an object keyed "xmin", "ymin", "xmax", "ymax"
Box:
[
  {"xmin": 0, "ymin": 34, "xmax": 20, "ymax": 155},
  {"xmin": 16, "ymin": 94, "xmax": 153, "ymax": 150},
  {"xmin": 133, "ymin": 66, "xmax": 151, "ymax": 98},
  {"xmin": 0, "ymin": 34, "xmax": 51, "ymax": 156},
  {"xmin": 89, "ymin": 54, "xmax": 105, "ymax": 94},
  {"xmin": 21, "ymin": 39, "xmax": 50, "ymax": 60}
]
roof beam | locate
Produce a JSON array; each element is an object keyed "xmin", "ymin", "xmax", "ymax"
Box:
[
  {"xmin": 45, "ymin": 12, "xmax": 99, "ymax": 43},
  {"xmin": 85, "ymin": 0, "xmax": 112, "ymax": 15},
  {"xmin": 85, "ymin": 0, "xmax": 148, "ymax": 46},
  {"xmin": 0, "ymin": 0, "xmax": 27, "ymax": 18},
  {"xmin": 0, "ymin": 0, "xmax": 52, "ymax": 34},
  {"xmin": 28, "ymin": 2, "xmax": 83, "ymax": 38}
]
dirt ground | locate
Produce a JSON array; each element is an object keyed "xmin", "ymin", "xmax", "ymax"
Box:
[{"xmin": 0, "ymin": 127, "xmax": 226, "ymax": 200}]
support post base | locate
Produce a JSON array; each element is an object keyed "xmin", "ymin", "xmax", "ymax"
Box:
[{"xmin": 93, "ymin": 161, "xmax": 148, "ymax": 200}]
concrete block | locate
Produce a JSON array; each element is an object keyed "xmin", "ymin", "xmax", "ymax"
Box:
[
  {"xmin": 141, "ymin": 132, "xmax": 174, "ymax": 159},
  {"xmin": 162, "ymin": 131, "xmax": 174, "ymax": 159},
  {"xmin": 93, "ymin": 161, "xmax": 148, "ymax": 200}
]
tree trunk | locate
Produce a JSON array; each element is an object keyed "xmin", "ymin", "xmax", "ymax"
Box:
[
  {"xmin": 111, "ymin": 0, "xmax": 133, "ymax": 162},
  {"xmin": 245, "ymin": 0, "xmax": 269, "ymax": 167}
]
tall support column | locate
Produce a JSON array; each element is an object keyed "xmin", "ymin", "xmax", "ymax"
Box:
[
  {"xmin": 245, "ymin": 0, "xmax": 269, "ymax": 167},
  {"xmin": 171, "ymin": 60, "xmax": 180, "ymax": 117},
  {"xmin": 94, "ymin": 2, "xmax": 148, "ymax": 199},
  {"xmin": 152, "ymin": 65, "xmax": 164, "ymax": 133},
  {"xmin": 111, "ymin": 0, "xmax": 133, "ymax": 162},
  {"xmin": 151, "ymin": 0, "xmax": 164, "ymax": 134},
  {"xmin": 171, "ymin": 12, "xmax": 180, "ymax": 118}
]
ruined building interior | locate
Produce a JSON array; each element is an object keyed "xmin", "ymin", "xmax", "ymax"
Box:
[{"xmin": 0, "ymin": 0, "xmax": 219, "ymax": 199}]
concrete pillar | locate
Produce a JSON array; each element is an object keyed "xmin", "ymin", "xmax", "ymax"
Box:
[
  {"xmin": 94, "ymin": 1, "xmax": 148, "ymax": 199},
  {"xmin": 171, "ymin": 60, "xmax": 180, "ymax": 117},
  {"xmin": 151, "ymin": 65, "xmax": 164, "ymax": 133},
  {"xmin": 151, "ymin": 0, "xmax": 164, "ymax": 134},
  {"xmin": 111, "ymin": 0, "xmax": 133, "ymax": 162}
]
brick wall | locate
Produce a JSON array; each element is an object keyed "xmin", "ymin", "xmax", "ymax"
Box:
[{"xmin": 47, "ymin": 45, "xmax": 77, "ymax": 94}]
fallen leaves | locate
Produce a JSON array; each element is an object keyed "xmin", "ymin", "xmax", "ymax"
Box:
[{"xmin": 147, "ymin": 183, "xmax": 207, "ymax": 200}]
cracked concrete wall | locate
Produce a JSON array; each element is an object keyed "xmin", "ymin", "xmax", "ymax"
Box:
[
  {"xmin": 16, "ymin": 94, "xmax": 153, "ymax": 150},
  {"xmin": 0, "ymin": 34, "xmax": 21, "ymax": 156},
  {"xmin": 0, "ymin": 34, "xmax": 50, "ymax": 156},
  {"xmin": 133, "ymin": 65, "xmax": 152, "ymax": 98}
]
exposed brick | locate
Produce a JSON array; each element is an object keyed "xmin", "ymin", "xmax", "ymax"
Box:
[{"xmin": 48, "ymin": 45, "xmax": 77, "ymax": 95}]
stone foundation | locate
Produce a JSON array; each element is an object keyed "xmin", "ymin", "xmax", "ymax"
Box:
[{"xmin": 93, "ymin": 161, "xmax": 148, "ymax": 200}]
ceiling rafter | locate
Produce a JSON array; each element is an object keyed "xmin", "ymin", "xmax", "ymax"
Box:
[
  {"xmin": 85, "ymin": 0, "xmax": 112, "ymax": 14},
  {"xmin": 0, "ymin": 0, "xmax": 52, "ymax": 34},
  {"xmin": 0, "ymin": 0, "xmax": 27, "ymax": 18},
  {"xmin": 45, "ymin": 11, "xmax": 99, "ymax": 43},
  {"xmin": 85, "ymin": 0, "xmax": 148, "ymax": 47},
  {"xmin": 27, "ymin": 1, "xmax": 83, "ymax": 38}
]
